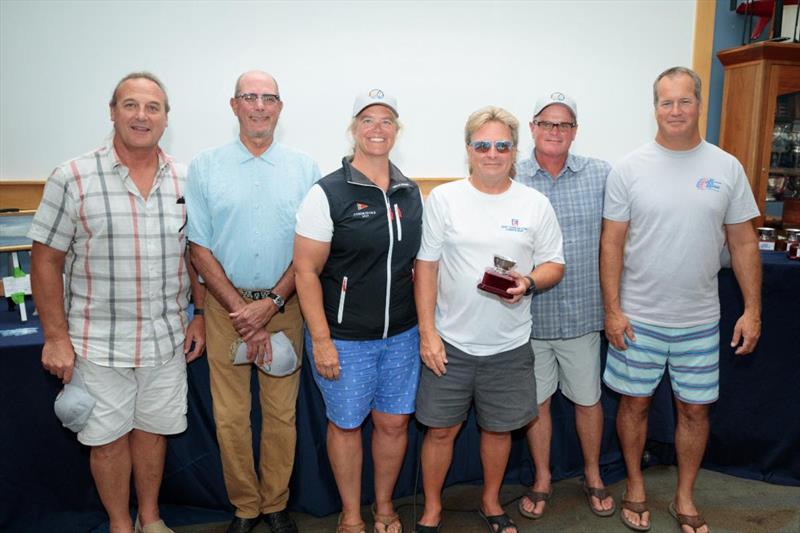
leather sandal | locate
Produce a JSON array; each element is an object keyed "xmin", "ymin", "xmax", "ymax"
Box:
[
  {"xmin": 478, "ymin": 510, "xmax": 518, "ymax": 533},
  {"xmin": 517, "ymin": 487, "xmax": 552, "ymax": 520},
  {"xmin": 582, "ymin": 480, "xmax": 615, "ymax": 517},
  {"xmin": 620, "ymin": 491, "xmax": 650, "ymax": 532},
  {"xmin": 337, "ymin": 513, "xmax": 366, "ymax": 533},
  {"xmin": 372, "ymin": 503, "xmax": 402, "ymax": 533},
  {"xmin": 669, "ymin": 501, "xmax": 708, "ymax": 533}
]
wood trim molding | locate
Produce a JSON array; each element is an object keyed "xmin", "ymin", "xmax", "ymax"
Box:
[
  {"xmin": 0, "ymin": 177, "xmax": 457, "ymax": 205},
  {"xmin": 717, "ymin": 41, "xmax": 800, "ymax": 66},
  {"xmin": 0, "ymin": 180, "xmax": 45, "ymax": 211},
  {"xmin": 692, "ymin": 0, "xmax": 717, "ymax": 138}
]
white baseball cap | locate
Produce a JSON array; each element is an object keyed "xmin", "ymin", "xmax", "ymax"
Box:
[
  {"xmin": 533, "ymin": 91, "xmax": 578, "ymax": 120},
  {"xmin": 53, "ymin": 368, "xmax": 96, "ymax": 433},
  {"xmin": 352, "ymin": 89, "xmax": 399, "ymax": 117},
  {"xmin": 233, "ymin": 332, "xmax": 299, "ymax": 377}
]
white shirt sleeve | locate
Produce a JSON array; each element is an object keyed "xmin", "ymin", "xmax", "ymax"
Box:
[
  {"xmin": 532, "ymin": 199, "xmax": 565, "ymax": 266},
  {"xmin": 724, "ymin": 158, "xmax": 759, "ymax": 225},
  {"xmin": 295, "ymin": 184, "xmax": 333, "ymax": 242},
  {"xmin": 603, "ymin": 165, "xmax": 631, "ymax": 222},
  {"xmin": 417, "ymin": 187, "xmax": 447, "ymax": 262}
]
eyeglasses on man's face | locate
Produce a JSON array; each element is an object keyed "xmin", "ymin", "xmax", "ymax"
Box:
[
  {"xmin": 533, "ymin": 120, "xmax": 576, "ymax": 133},
  {"xmin": 470, "ymin": 140, "xmax": 514, "ymax": 153},
  {"xmin": 235, "ymin": 93, "xmax": 281, "ymax": 106}
]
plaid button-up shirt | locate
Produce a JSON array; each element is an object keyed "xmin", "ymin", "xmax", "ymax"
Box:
[
  {"xmin": 516, "ymin": 152, "xmax": 610, "ymax": 339},
  {"xmin": 28, "ymin": 138, "xmax": 190, "ymax": 367}
]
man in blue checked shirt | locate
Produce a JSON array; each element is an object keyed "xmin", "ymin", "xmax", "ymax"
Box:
[{"xmin": 516, "ymin": 92, "xmax": 616, "ymax": 521}]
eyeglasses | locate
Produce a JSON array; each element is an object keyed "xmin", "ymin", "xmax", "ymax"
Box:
[
  {"xmin": 235, "ymin": 93, "xmax": 281, "ymax": 106},
  {"xmin": 534, "ymin": 120, "xmax": 576, "ymax": 132},
  {"xmin": 470, "ymin": 140, "xmax": 514, "ymax": 153}
]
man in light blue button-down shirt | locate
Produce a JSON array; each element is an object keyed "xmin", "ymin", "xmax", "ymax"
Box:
[
  {"xmin": 186, "ymin": 70, "xmax": 319, "ymax": 533},
  {"xmin": 515, "ymin": 92, "xmax": 615, "ymax": 522}
]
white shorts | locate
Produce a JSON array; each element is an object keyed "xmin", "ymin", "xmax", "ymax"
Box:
[
  {"xmin": 531, "ymin": 332, "xmax": 601, "ymax": 406},
  {"xmin": 75, "ymin": 352, "xmax": 188, "ymax": 446}
]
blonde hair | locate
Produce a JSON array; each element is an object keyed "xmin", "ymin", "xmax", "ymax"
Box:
[{"xmin": 464, "ymin": 106, "xmax": 519, "ymax": 178}]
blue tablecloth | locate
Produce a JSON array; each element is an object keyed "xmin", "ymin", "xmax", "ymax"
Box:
[{"xmin": 1, "ymin": 254, "xmax": 798, "ymax": 531}]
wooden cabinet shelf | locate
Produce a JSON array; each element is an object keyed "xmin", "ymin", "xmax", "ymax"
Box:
[
  {"xmin": 717, "ymin": 41, "xmax": 800, "ymax": 227},
  {"xmin": 771, "ymin": 167, "xmax": 800, "ymax": 177}
]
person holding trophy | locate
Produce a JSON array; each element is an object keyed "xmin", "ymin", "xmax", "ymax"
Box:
[{"xmin": 412, "ymin": 106, "xmax": 565, "ymax": 533}]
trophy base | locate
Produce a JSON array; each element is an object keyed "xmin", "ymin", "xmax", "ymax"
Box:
[{"xmin": 477, "ymin": 270, "xmax": 515, "ymax": 299}]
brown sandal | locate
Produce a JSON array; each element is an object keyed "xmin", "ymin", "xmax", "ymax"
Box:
[
  {"xmin": 337, "ymin": 513, "xmax": 366, "ymax": 533},
  {"xmin": 620, "ymin": 492, "xmax": 650, "ymax": 532},
  {"xmin": 669, "ymin": 501, "xmax": 708, "ymax": 533},
  {"xmin": 517, "ymin": 488, "xmax": 552, "ymax": 519},
  {"xmin": 582, "ymin": 480, "xmax": 615, "ymax": 517},
  {"xmin": 372, "ymin": 503, "xmax": 402, "ymax": 533}
]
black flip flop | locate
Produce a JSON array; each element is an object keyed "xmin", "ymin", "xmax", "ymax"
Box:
[{"xmin": 478, "ymin": 510, "xmax": 518, "ymax": 533}]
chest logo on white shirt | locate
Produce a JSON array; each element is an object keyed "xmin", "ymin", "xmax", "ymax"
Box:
[
  {"xmin": 695, "ymin": 178, "xmax": 720, "ymax": 192},
  {"xmin": 500, "ymin": 218, "xmax": 529, "ymax": 233}
]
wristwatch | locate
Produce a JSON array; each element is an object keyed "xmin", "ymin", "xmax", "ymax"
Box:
[
  {"xmin": 267, "ymin": 291, "xmax": 285, "ymax": 313},
  {"xmin": 523, "ymin": 275, "xmax": 536, "ymax": 296}
]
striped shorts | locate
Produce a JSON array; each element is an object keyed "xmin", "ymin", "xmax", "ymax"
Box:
[{"xmin": 603, "ymin": 319, "xmax": 719, "ymax": 404}]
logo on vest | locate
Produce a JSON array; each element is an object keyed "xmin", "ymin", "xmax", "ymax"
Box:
[{"xmin": 352, "ymin": 202, "xmax": 377, "ymax": 219}]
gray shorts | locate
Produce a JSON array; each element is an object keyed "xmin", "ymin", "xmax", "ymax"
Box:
[
  {"xmin": 415, "ymin": 340, "xmax": 537, "ymax": 432},
  {"xmin": 531, "ymin": 332, "xmax": 602, "ymax": 406}
]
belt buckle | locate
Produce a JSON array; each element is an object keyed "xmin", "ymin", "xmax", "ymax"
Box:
[{"xmin": 241, "ymin": 288, "xmax": 267, "ymax": 300}]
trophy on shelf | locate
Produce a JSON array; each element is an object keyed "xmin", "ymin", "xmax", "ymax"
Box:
[{"xmin": 477, "ymin": 254, "xmax": 517, "ymax": 299}]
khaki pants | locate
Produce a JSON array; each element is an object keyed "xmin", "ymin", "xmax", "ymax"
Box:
[{"xmin": 205, "ymin": 292, "xmax": 303, "ymax": 518}]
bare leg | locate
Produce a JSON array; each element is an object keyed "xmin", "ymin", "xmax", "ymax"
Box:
[
  {"xmin": 617, "ymin": 395, "xmax": 652, "ymax": 529},
  {"xmin": 479, "ymin": 429, "xmax": 512, "ymax": 517},
  {"xmin": 521, "ymin": 398, "xmax": 551, "ymax": 516},
  {"xmin": 327, "ymin": 422, "xmax": 363, "ymax": 527},
  {"xmin": 371, "ymin": 411, "xmax": 409, "ymax": 532},
  {"xmin": 576, "ymin": 401, "xmax": 614, "ymax": 512},
  {"xmin": 90, "ymin": 433, "xmax": 133, "ymax": 533},
  {"xmin": 673, "ymin": 399, "xmax": 710, "ymax": 533},
  {"xmin": 130, "ymin": 429, "xmax": 166, "ymax": 526},
  {"xmin": 418, "ymin": 424, "xmax": 461, "ymax": 527}
]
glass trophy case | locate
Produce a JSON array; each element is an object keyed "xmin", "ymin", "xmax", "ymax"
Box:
[
  {"xmin": 717, "ymin": 42, "xmax": 800, "ymax": 234},
  {"xmin": 767, "ymin": 91, "xmax": 800, "ymax": 230}
]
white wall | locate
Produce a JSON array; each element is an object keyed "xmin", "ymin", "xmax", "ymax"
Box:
[{"xmin": 0, "ymin": 0, "xmax": 696, "ymax": 180}]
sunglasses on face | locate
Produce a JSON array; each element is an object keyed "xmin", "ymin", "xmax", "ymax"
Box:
[{"xmin": 470, "ymin": 140, "xmax": 514, "ymax": 153}]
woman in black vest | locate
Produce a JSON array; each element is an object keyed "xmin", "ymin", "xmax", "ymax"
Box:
[{"xmin": 294, "ymin": 90, "xmax": 423, "ymax": 533}]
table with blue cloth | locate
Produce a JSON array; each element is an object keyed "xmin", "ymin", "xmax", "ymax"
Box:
[{"xmin": 1, "ymin": 253, "xmax": 798, "ymax": 532}]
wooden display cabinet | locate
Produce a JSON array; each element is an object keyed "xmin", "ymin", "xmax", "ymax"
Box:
[{"xmin": 717, "ymin": 42, "xmax": 800, "ymax": 228}]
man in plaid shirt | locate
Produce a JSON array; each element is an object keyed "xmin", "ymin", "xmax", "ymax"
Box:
[
  {"xmin": 515, "ymin": 92, "xmax": 615, "ymax": 521},
  {"xmin": 29, "ymin": 72, "xmax": 206, "ymax": 533}
]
